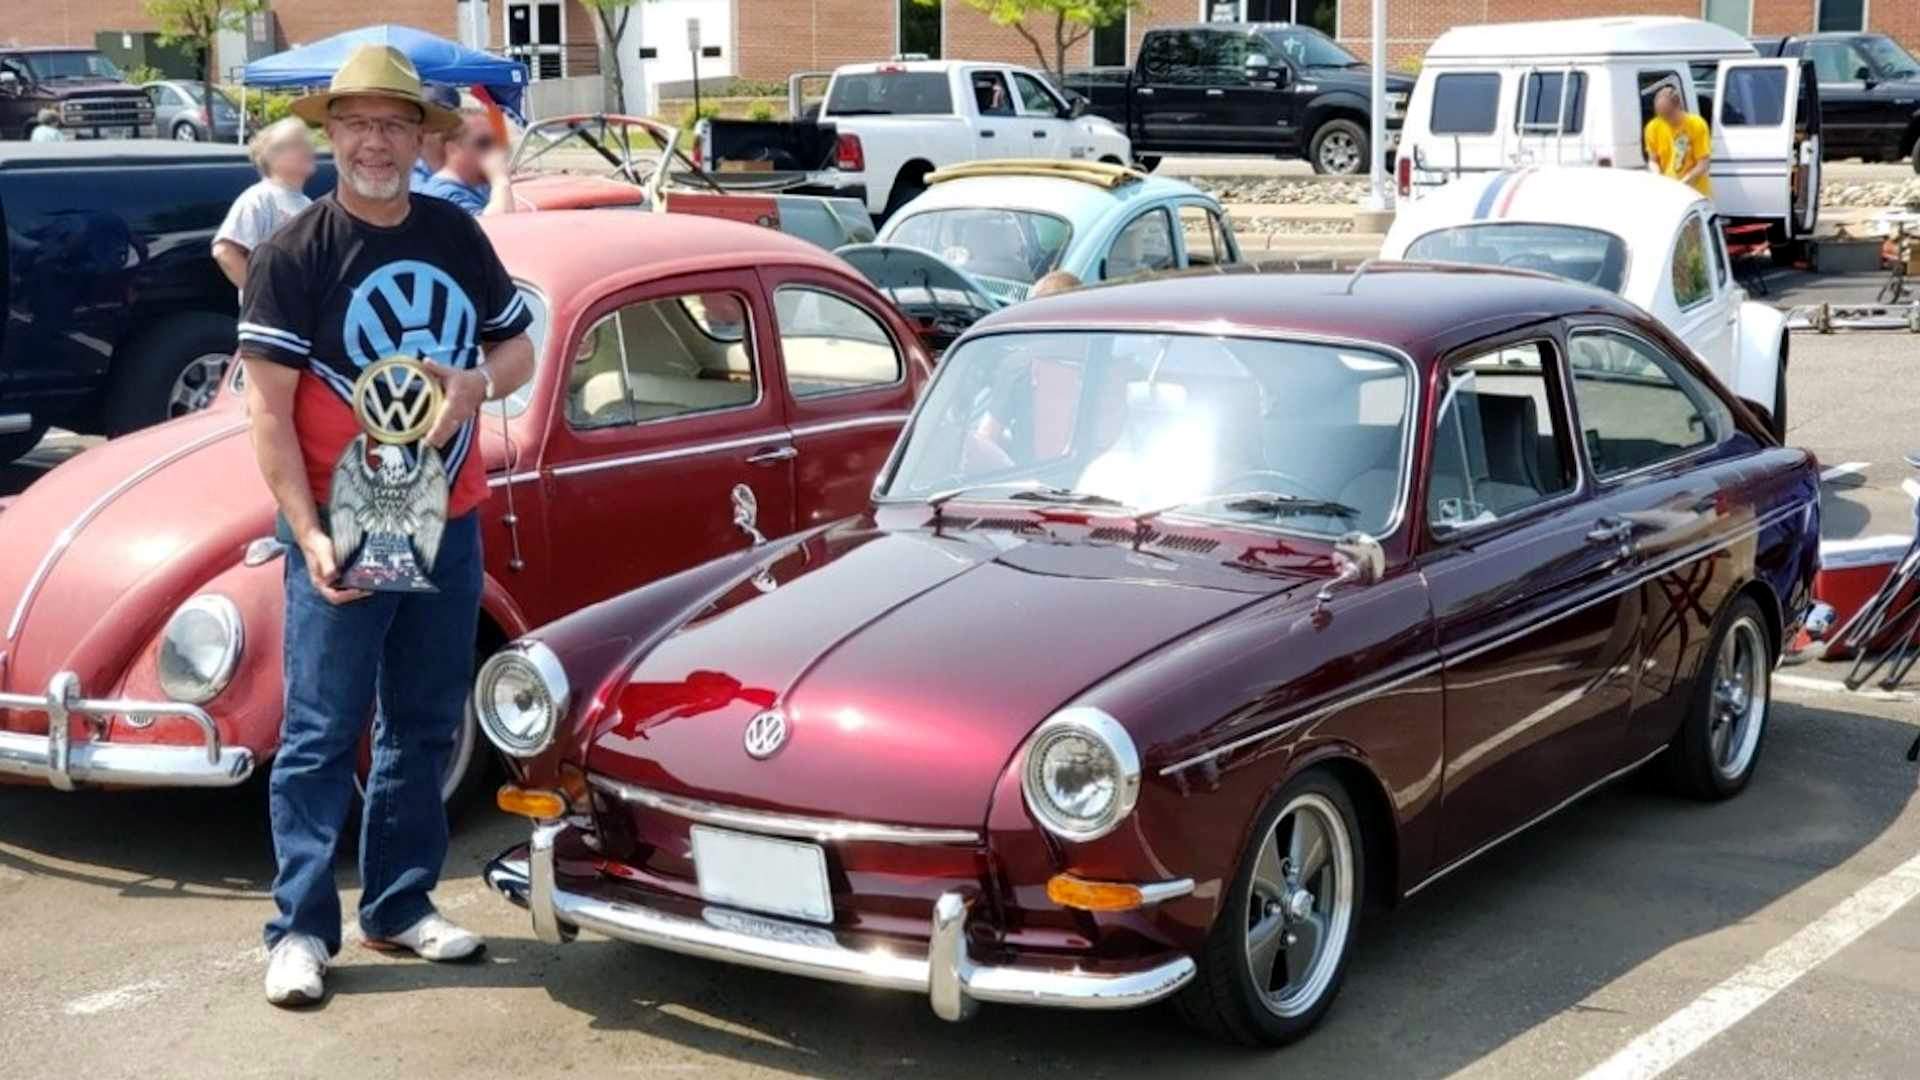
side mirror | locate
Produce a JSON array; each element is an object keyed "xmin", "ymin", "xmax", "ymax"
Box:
[
  {"xmin": 1315, "ymin": 531, "xmax": 1385, "ymax": 611},
  {"xmin": 1855, "ymin": 66, "xmax": 1877, "ymax": 87},
  {"xmin": 0, "ymin": 71, "xmax": 18, "ymax": 94},
  {"xmin": 1065, "ymin": 92, "xmax": 1088, "ymax": 119}
]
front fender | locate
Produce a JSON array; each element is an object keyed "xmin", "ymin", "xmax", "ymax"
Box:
[
  {"xmin": 1733, "ymin": 300, "xmax": 1788, "ymax": 414},
  {"xmin": 1303, "ymin": 91, "xmax": 1369, "ymax": 133}
]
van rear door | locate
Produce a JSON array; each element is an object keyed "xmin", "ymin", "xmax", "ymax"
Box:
[{"xmin": 1709, "ymin": 59, "xmax": 1821, "ymax": 236}]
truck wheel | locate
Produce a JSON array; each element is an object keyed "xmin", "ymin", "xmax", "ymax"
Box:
[
  {"xmin": 0, "ymin": 421, "xmax": 51, "ymax": 466},
  {"xmin": 1135, "ymin": 155, "xmax": 1161, "ymax": 173},
  {"xmin": 1309, "ymin": 120, "xmax": 1367, "ymax": 176},
  {"xmin": 102, "ymin": 312, "xmax": 236, "ymax": 436},
  {"xmin": 172, "ymin": 121, "xmax": 202, "ymax": 142},
  {"xmin": 882, "ymin": 178, "xmax": 927, "ymax": 221}
]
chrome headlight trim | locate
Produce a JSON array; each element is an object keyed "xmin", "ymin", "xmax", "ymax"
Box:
[
  {"xmin": 1019, "ymin": 706, "xmax": 1141, "ymax": 843},
  {"xmin": 156, "ymin": 594, "xmax": 244, "ymax": 705},
  {"xmin": 474, "ymin": 640, "xmax": 571, "ymax": 758}
]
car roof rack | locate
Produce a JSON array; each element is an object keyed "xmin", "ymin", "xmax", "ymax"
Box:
[{"xmin": 925, "ymin": 158, "xmax": 1148, "ymax": 190}]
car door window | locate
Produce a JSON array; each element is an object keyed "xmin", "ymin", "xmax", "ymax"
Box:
[
  {"xmin": 1568, "ymin": 329, "xmax": 1733, "ymax": 478},
  {"xmin": 1011, "ymin": 72, "xmax": 1063, "ymax": 117},
  {"xmin": 1140, "ymin": 31, "xmax": 1194, "ymax": 85},
  {"xmin": 565, "ymin": 290, "xmax": 757, "ymax": 430},
  {"xmin": 1806, "ymin": 41, "xmax": 1870, "ymax": 82},
  {"xmin": 1671, "ymin": 214, "xmax": 1713, "ymax": 310},
  {"xmin": 1720, "ymin": 65, "xmax": 1787, "ymax": 126},
  {"xmin": 1429, "ymin": 342, "xmax": 1575, "ymax": 533},
  {"xmin": 1196, "ymin": 31, "xmax": 1253, "ymax": 87},
  {"xmin": 1177, "ymin": 203, "xmax": 1229, "ymax": 267},
  {"xmin": 970, "ymin": 70, "xmax": 1014, "ymax": 116},
  {"xmin": 1104, "ymin": 208, "xmax": 1177, "ymax": 280},
  {"xmin": 1430, "ymin": 73, "xmax": 1501, "ymax": 134},
  {"xmin": 774, "ymin": 287, "xmax": 903, "ymax": 398}
]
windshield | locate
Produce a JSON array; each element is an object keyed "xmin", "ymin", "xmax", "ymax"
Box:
[
  {"xmin": 1861, "ymin": 36, "xmax": 1920, "ymax": 80},
  {"xmin": 1262, "ymin": 29, "xmax": 1360, "ymax": 69},
  {"xmin": 486, "ymin": 284, "xmax": 549, "ymax": 419},
  {"xmin": 887, "ymin": 208, "xmax": 1072, "ymax": 294},
  {"xmin": 885, "ymin": 330, "xmax": 1413, "ymax": 536},
  {"xmin": 825, "ymin": 72, "xmax": 953, "ymax": 116},
  {"xmin": 1403, "ymin": 224, "xmax": 1629, "ymax": 294},
  {"xmin": 21, "ymin": 51, "xmax": 123, "ymax": 81}
]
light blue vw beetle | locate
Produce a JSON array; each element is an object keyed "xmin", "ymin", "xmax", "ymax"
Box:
[{"xmin": 839, "ymin": 160, "xmax": 1242, "ymax": 343}]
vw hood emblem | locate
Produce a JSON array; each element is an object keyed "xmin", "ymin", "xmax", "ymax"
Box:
[{"xmin": 743, "ymin": 710, "xmax": 789, "ymax": 760}]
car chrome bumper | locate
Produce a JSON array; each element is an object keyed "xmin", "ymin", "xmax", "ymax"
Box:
[
  {"xmin": 486, "ymin": 823, "xmax": 1198, "ymax": 1021},
  {"xmin": 0, "ymin": 672, "xmax": 254, "ymax": 790}
]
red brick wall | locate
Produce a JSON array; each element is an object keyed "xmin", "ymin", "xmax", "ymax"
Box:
[{"xmin": 733, "ymin": 0, "xmax": 896, "ymax": 81}]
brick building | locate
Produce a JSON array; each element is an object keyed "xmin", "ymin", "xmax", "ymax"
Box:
[{"xmin": 7, "ymin": 1, "xmax": 1914, "ymax": 95}]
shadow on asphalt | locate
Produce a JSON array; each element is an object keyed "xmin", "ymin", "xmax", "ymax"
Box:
[{"xmin": 62, "ymin": 698, "xmax": 1895, "ymax": 1077}]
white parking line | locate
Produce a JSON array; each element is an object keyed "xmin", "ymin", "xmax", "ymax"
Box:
[
  {"xmin": 1773, "ymin": 672, "xmax": 1915, "ymax": 702},
  {"xmin": 1580, "ymin": 851, "xmax": 1920, "ymax": 1080},
  {"xmin": 1820, "ymin": 461, "xmax": 1869, "ymax": 482}
]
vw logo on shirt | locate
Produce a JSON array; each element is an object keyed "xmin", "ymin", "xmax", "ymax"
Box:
[{"xmin": 344, "ymin": 259, "xmax": 479, "ymax": 370}]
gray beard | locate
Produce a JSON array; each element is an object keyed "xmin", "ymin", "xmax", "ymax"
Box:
[{"xmin": 341, "ymin": 163, "xmax": 404, "ymax": 201}]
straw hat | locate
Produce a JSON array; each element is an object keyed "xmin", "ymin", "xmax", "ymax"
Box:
[{"xmin": 290, "ymin": 44, "xmax": 462, "ymax": 133}]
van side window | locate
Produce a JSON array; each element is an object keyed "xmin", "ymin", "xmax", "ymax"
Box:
[
  {"xmin": 1431, "ymin": 73, "xmax": 1501, "ymax": 135},
  {"xmin": 1517, "ymin": 71, "xmax": 1586, "ymax": 134}
]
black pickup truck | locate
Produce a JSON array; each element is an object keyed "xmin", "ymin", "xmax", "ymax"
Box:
[
  {"xmin": 1060, "ymin": 22, "xmax": 1412, "ymax": 175},
  {"xmin": 0, "ymin": 142, "xmax": 334, "ymax": 462},
  {"xmin": 1752, "ymin": 32, "xmax": 1920, "ymax": 170}
]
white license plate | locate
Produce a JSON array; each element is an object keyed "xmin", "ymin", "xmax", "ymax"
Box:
[
  {"xmin": 690, "ymin": 825, "xmax": 833, "ymax": 924},
  {"xmin": 102, "ymin": 127, "xmax": 132, "ymax": 138}
]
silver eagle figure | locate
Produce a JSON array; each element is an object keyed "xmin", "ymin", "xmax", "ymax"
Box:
[{"xmin": 328, "ymin": 435, "xmax": 450, "ymax": 593}]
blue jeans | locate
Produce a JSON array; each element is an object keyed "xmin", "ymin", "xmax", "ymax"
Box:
[{"xmin": 265, "ymin": 512, "xmax": 482, "ymax": 955}]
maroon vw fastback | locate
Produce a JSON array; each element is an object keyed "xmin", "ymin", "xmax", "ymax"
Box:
[{"xmin": 479, "ymin": 266, "xmax": 1820, "ymax": 1045}]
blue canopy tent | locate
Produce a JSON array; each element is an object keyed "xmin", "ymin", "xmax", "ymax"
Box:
[{"xmin": 241, "ymin": 24, "xmax": 529, "ymax": 121}]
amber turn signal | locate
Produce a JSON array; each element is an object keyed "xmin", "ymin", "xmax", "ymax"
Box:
[
  {"xmin": 496, "ymin": 784, "xmax": 568, "ymax": 819},
  {"xmin": 1046, "ymin": 874, "xmax": 1146, "ymax": 912}
]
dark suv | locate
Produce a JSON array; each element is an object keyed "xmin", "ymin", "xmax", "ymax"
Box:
[
  {"xmin": 1752, "ymin": 32, "xmax": 1920, "ymax": 170},
  {"xmin": 0, "ymin": 47, "xmax": 155, "ymax": 141}
]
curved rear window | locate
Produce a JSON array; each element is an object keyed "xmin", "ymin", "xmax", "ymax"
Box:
[{"xmin": 1404, "ymin": 224, "xmax": 1629, "ymax": 294}]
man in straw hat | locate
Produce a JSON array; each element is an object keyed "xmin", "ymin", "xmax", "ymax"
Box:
[{"xmin": 234, "ymin": 43, "xmax": 536, "ymax": 1007}]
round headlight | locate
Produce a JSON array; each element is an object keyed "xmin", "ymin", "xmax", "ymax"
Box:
[
  {"xmin": 1020, "ymin": 707, "xmax": 1140, "ymax": 842},
  {"xmin": 474, "ymin": 641, "xmax": 570, "ymax": 758},
  {"xmin": 156, "ymin": 594, "xmax": 243, "ymax": 704}
]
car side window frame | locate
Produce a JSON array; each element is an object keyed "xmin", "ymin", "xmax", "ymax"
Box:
[
  {"xmin": 1100, "ymin": 206, "xmax": 1178, "ymax": 281},
  {"xmin": 560, "ymin": 282, "xmax": 765, "ymax": 435},
  {"xmin": 968, "ymin": 68, "xmax": 1016, "ymax": 117},
  {"xmin": 1670, "ymin": 212, "xmax": 1715, "ymax": 312},
  {"xmin": 771, "ymin": 283, "xmax": 909, "ymax": 402},
  {"xmin": 1563, "ymin": 322, "xmax": 1734, "ymax": 485},
  {"xmin": 1011, "ymin": 71, "xmax": 1066, "ymax": 118},
  {"xmin": 1422, "ymin": 333, "xmax": 1586, "ymax": 545}
]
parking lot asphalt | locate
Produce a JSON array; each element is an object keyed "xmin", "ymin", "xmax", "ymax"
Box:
[{"xmin": 2, "ymin": 255, "xmax": 1917, "ymax": 1080}]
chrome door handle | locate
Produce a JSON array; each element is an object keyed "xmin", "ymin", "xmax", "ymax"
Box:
[
  {"xmin": 1137, "ymin": 87, "xmax": 1154, "ymax": 96},
  {"xmin": 1586, "ymin": 519, "xmax": 1636, "ymax": 546},
  {"xmin": 1205, "ymin": 88, "xmax": 1225, "ymax": 97},
  {"xmin": 747, "ymin": 445, "xmax": 797, "ymax": 466}
]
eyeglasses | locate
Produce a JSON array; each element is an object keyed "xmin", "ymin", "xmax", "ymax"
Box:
[{"xmin": 332, "ymin": 115, "xmax": 422, "ymax": 140}]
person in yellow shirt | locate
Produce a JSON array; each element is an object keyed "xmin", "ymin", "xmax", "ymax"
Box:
[{"xmin": 1644, "ymin": 86, "xmax": 1712, "ymax": 197}]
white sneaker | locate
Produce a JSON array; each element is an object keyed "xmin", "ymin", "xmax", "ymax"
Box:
[
  {"xmin": 364, "ymin": 911, "xmax": 485, "ymax": 962},
  {"xmin": 264, "ymin": 933, "xmax": 328, "ymax": 1007}
]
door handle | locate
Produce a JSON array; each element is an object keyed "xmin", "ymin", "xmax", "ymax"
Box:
[
  {"xmin": 1032, "ymin": 129, "xmax": 1047, "ymax": 138},
  {"xmin": 1586, "ymin": 518, "xmax": 1638, "ymax": 557},
  {"xmin": 1137, "ymin": 87, "xmax": 1154, "ymax": 96},
  {"xmin": 980, "ymin": 129, "xmax": 996, "ymax": 138},
  {"xmin": 1205, "ymin": 88, "xmax": 1225, "ymax": 97},
  {"xmin": 747, "ymin": 445, "xmax": 797, "ymax": 466}
]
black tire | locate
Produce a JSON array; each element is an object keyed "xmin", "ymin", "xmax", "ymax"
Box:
[
  {"xmin": 101, "ymin": 312, "xmax": 236, "ymax": 436},
  {"xmin": 1308, "ymin": 119, "xmax": 1367, "ymax": 176},
  {"xmin": 0, "ymin": 420, "xmax": 51, "ymax": 465},
  {"xmin": 1135, "ymin": 154, "xmax": 1162, "ymax": 173},
  {"xmin": 1176, "ymin": 769, "xmax": 1365, "ymax": 1046},
  {"xmin": 1667, "ymin": 594, "xmax": 1773, "ymax": 801},
  {"xmin": 881, "ymin": 176, "xmax": 927, "ymax": 221},
  {"xmin": 172, "ymin": 121, "xmax": 202, "ymax": 142}
]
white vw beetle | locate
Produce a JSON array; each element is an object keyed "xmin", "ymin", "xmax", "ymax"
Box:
[{"xmin": 1382, "ymin": 167, "xmax": 1790, "ymax": 437}]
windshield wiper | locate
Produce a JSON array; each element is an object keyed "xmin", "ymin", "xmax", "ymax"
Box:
[
  {"xmin": 1006, "ymin": 488, "xmax": 1123, "ymax": 508},
  {"xmin": 925, "ymin": 482, "xmax": 1123, "ymax": 526},
  {"xmin": 1205, "ymin": 491, "xmax": 1360, "ymax": 519}
]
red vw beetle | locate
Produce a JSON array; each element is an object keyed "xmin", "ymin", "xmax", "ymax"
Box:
[
  {"xmin": 0, "ymin": 210, "xmax": 931, "ymax": 800},
  {"xmin": 478, "ymin": 266, "xmax": 1820, "ymax": 1044}
]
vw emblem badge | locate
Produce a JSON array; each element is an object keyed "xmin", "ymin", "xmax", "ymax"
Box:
[{"xmin": 743, "ymin": 710, "xmax": 789, "ymax": 760}]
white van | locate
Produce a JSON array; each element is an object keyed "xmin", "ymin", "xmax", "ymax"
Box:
[{"xmin": 1396, "ymin": 16, "xmax": 1821, "ymax": 239}]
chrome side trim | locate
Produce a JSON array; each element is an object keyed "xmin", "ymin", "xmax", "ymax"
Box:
[
  {"xmin": 549, "ymin": 431, "xmax": 793, "ymax": 478},
  {"xmin": 0, "ymin": 413, "xmax": 31, "ymax": 435},
  {"xmin": 1402, "ymin": 745, "xmax": 1667, "ymax": 899},
  {"xmin": 486, "ymin": 470, "xmax": 541, "ymax": 489},
  {"xmin": 788, "ymin": 413, "xmax": 911, "ymax": 438},
  {"xmin": 588, "ymin": 774, "xmax": 983, "ymax": 845},
  {"xmin": 7, "ymin": 421, "xmax": 247, "ymax": 642},
  {"xmin": 1137, "ymin": 878, "xmax": 1198, "ymax": 904},
  {"xmin": 1157, "ymin": 497, "xmax": 1811, "ymax": 777}
]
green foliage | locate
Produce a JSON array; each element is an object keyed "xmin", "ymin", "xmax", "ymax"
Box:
[
  {"xmin": 123, "ymin": 63, "xmax": 164, "ymax": 87},
  {"xmin": 919, "ymin": 0, "xmax": 1143, "ymax": 77},
  {"xmin": 146, "ymin": 0, "xmax": 266, "ymax": 101},
  {"xmin": 229, "ymin": 87, "xmax": 296, "ymax": 127},
  {"xmin": 746, "ymin": 99, "xmax": 776, "ymax": 122}
]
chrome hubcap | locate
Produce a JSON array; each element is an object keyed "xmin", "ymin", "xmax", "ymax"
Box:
[
  {"xmin": 168, "ymin": 352, "xmax": 230, "ymax": 416},
  {"xmin": 1709, "ymin": 617, "xmax": 1768, "ymax": 780},
  {"xmin": 1245, "ymin": 792, "xmax": 1355, "ymax": 1018},
  {"xmin": 1320, "ymin": 132, "xmax": 1361, "ymax": 174}
]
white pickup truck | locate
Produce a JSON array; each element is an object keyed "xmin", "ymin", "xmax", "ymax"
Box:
[{"xmin": 707, "ymin": 58, "xmax": 1133, "ymax": 220}]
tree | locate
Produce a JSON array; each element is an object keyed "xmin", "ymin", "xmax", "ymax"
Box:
[
  {"xmin": 922, "ymin": 0, "xmax": 1143, "ymax": 79},
  {"xmin": 580, "ymin": 0, "xmax": 653, "ymax": 115},
  {"xmin": 145, "ymin": 0, "xmax": 266, "ymax": 125}
]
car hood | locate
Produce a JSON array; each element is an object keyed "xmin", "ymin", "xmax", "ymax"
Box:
[
  {"xmin": 41, "ymin": 80, "xmax": 146, "ymax": 98},
  {"xmin": 836, "ymin": 242, "xmax": 1008, "ymax": 314},
  {"xmin": 0, "ymin": 408, "xmax": 265, "ymax": 695},
  {"xmin": 586, "ymin": 516, "xmax": 1296, "ymax": 829}
]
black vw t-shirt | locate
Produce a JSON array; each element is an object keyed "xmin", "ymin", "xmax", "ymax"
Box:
[{"xmin": 237, "ymin": 193, "xmax": 533, "ymax": 516}]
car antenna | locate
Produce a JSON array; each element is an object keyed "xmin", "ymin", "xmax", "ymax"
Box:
[{"xmin": 1342, "ymin": 259, "xmax": 1378, "ymax": 296}]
